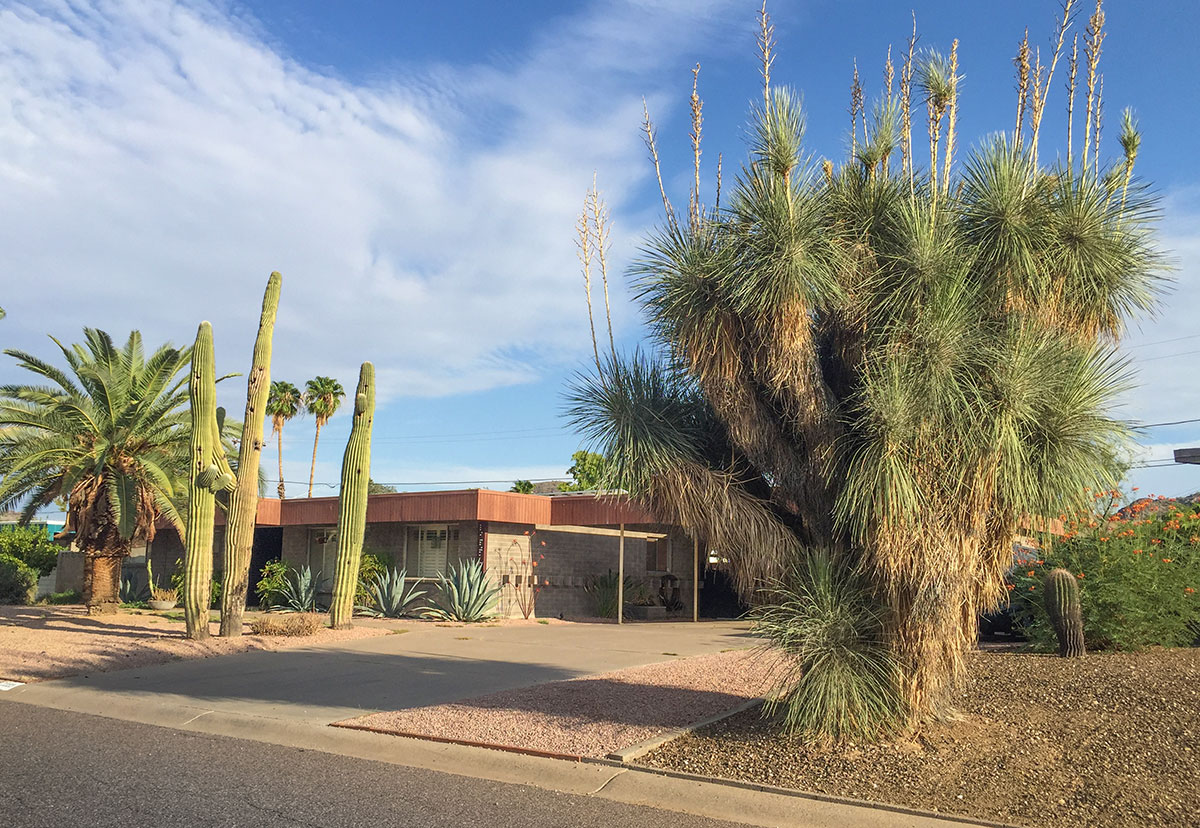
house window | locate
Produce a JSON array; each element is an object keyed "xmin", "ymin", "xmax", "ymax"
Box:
[
  {"xmin": 405, "ymin": 525, "xmax": 460, "ymax": 578},
  {"xmin": 307, "ymin": 527, "xmax": 338, "ymax": 582},
  {"xmin": 646, "ymin": 538, "xmax": 671, "ymax": 572}
]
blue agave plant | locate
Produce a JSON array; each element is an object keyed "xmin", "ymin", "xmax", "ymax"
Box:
[
  {"xmin": 270, "ymin": 565, "xmax": 327, "ymax": 613},
  {"xmin": 424, "ymin": 559, "xmax": 500, "ymax": 622},
  {"xmin": 356, "ymin": 567, "xmax": 426, "ymax": 618}
]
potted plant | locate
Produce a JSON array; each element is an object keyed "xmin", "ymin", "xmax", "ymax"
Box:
[
  {"xmin": 146, "ymin": 558, "xmax": 178, "ymax": 611},
  {"xmin": 623, "ymin": 579, "xmax": 666, "ymax": 621}
]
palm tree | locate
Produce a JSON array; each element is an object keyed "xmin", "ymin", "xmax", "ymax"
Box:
[
  {"xmin": 568, "ymin": 7, "xmax": 1160, "ymax": 736},
  {"xmin": 303, "ymin": 376, "xmax": 344, "ymax": 498},
  {"xmin": 0, "ymin": 330, "xmax": 191, "ymax": 613},
  {"xmin": 266, "ymin": 380, "xmax": 302, "ymax": 499}
]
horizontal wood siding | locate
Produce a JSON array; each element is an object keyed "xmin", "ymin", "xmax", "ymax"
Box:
[
  {"xmin": 550, "ymin": 494, "xmax": 656, "ymax": 526},
  {"xmin": 252, "ymin": 490, "xmax": 658, "ymax": 528},
  {"xmin": 477, "ymin": 490, "xmax": 552, "ymax": 525}
]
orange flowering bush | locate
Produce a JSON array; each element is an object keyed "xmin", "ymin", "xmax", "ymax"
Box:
[{"xmin": 1009, "ymin": 494, "xmax": 1200, "ymax": 650}]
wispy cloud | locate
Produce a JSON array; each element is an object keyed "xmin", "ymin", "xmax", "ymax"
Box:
[{"xmin": 0, "ymin": 0, "xmax": 738, "ymax": 403}]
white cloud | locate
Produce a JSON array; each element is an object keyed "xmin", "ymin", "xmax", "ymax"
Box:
[
  {"xmin": 1119, "ymin": 189, "xmax": 1200, "ymax": 497},
  {"xmin": 0, "ymin": 0, "xmax": 738, "ymax": 404}
]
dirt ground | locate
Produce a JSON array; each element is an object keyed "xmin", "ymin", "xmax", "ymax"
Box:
[
  {"xmin": 0, "ymin": 605, "xmax": 389, "ymax": 682},
  {"xmin": 640, "ymin": 648, "xmax": 1200, "ymax": 828},
  {"xmin": 339, "ymin": 649, "xmax": 769, "ymax": 758}
]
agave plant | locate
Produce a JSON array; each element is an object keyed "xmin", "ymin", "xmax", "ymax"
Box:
[
  {"xmin": 119, "ymin": 573, "xmax": 151, "ymax": 605},
  {"xmin": 424, "ymin": 559, "xmax": 500, "ymax": 622},
  {"xmin": 356, "ymin": 567, "xmax": 425, "ymax": 618},
  {"xmin": 270, "ymin": 565, "xmax": 326, "ymax": 613}
]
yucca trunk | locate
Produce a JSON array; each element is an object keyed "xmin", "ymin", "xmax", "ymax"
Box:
[
  {"xmin": 329, "ymin": 363, "xmax": 375, "ymax": 629},
  {"xmin": 219, "ymin": 273, "xmax": 282, "ymax": 637}
]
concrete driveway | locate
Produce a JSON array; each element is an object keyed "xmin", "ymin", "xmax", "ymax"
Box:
[{"xmin": 7, "ymin": 620, "xmax": 755, "ymax": 725}]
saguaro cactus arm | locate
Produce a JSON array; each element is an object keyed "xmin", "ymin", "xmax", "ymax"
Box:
[
  {"xmin": 219, "ymin": 272, "xmax": 281, "ymax": 637},
  {"xmin": 329, "ymin": 362, "xmax": 375, "ymax": 629}
]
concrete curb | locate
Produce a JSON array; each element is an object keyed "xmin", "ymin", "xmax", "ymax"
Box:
[
  {"xmin": 605, "ymin": 696, "xmax": 765, "ymax": 762},
  {"xmin": 329, "ymin": 712, "xmax": 1017, "ymax": 828}
]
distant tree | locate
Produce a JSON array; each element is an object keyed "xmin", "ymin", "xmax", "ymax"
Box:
[
  {"xmin": 303, "ymin": 376, "xmax": 344, "ymax": 498},
  {"xmin": 558, "ymin": 451, "xmax": 607, "ymax": 492},
  {"xmin": 510, "ymin": 479, "xmax": 534, "ymax": 494},
  {"xmin": 0, "ymin": 330, "xmax": 191, "ymax": 612},
  {"xmin": 266, "ymin": 380, "xmax": 303, "ymax": 500},
  {"xmin": 368, "ymin": 479, "xmax": 396, "ymax": 494}
]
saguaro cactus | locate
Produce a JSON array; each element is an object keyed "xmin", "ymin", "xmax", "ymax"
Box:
[
  {"xmin": 184, "ymin": 322, "xmax": 235, "ymax": 640},
  {"xmin": 329, "ymin": 362, "xmax": 375, "ymax": 629},
  {"xmin": 1044, "ymin": 567, "xmax": 1085, "ymax": 657},
  {"xmin": 219, "ymin": 272, "xmax": 282, "ymax": 637}
]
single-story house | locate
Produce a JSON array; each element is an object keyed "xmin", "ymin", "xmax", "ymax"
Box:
[{"xmin": 140, "ymin": 489, "xmax": 705, "ymax": 619}]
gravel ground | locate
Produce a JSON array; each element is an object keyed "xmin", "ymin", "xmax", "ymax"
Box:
[
  {"xmin": 340, "ymin": 649, "xmax": 769, "ymax": 758},
  {"xmin": 0, "ymin": 605, "xmax": 388, "ymax": 682},
  {"xmin": 640, "ymin": 648, "xmax": 1200, "ymax": 828}
]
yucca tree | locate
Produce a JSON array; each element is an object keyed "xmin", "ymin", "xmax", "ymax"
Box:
[
  {"xmin": 568, "ymin": 4, "xmax": 1161, "ymax": 733},
  {"xmin": 266, "ymin": 380, "xmax": 302, "ymax": 499},
  {"xmin": 0, "ymin": 330, "xmax": 191, "ymax": 612},
  {"xmin": 303, "ymin": 376, "xmax": 344, "ymax": 498}
]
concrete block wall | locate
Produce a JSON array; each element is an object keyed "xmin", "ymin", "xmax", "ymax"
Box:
[{"xmin": 486, "ymin": 522, "xmax": 532, "ymax": 618}]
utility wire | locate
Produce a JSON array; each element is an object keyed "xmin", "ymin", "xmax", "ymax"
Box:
[{"xmin": 1125, "ymin": 333, "xmax": 1200, "ymax": 350}]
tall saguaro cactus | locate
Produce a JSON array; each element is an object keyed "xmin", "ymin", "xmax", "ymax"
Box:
[
  {"xmin": 329, "ymin": 362, "xmax": 375, "ymax": 629},
  {"xmin": 1044, "ymin": 567, "xmax": 1086, "ymax": 657},
  {"xmin": 219, "ymin": 273, "xmax": 282, "ymax": 637},
  {"xmin": 184, "ymin": 322, "xmax": 235, "ymax": 640}
]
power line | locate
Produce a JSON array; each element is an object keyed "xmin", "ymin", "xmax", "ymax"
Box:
[
  {"xmin": 276, "ymin": 476, "xmax": 564, "ymax": 489},
  {"xmin": 1133, "ymin": 417, "xmax": 1200, "ymax": 429},
  {"xmin": 1126, "ymin": 333, "xmax": 1200, "ymax": 350},
  {"xmin": 1135, "ymin": 348, "xmax": 1200, "ymax": 363}
]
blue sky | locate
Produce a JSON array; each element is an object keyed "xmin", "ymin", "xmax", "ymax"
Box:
[{"xmin": 2, "ymin": 0, "xmax": 1198, "ymax": 500}]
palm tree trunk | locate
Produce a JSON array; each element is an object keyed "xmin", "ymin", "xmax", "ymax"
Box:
[
  {"xmin": 308, "ymin": 423, "xmax": 321, "ymax": 498},
  {"xmin": 82, "ymin": 549, "xmax": 124, "ymax": 615},
  {"xmin": 277, "ymin": 428, "xmax": 286, "ymax": 500}
]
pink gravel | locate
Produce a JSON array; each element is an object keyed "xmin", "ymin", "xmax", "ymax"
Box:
[
  {"xmin": 339, "ymin": 649, "xmax": 771, "ymax": 758},
  {"xmin": 0, "ymin": 605, "xmax": 389, "ymax": 682}
]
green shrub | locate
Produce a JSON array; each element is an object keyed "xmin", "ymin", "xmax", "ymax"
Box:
[
  {"xmin": 255, "ymin": 559, "xmax": 291, "ymax": 609},
  {"xmin": 424, "ymin": 559, "xmax": 500, "ymax": 622},
  {"xmin": 39, "ymin": 589, "xmax": 81, "ymax": 605},
  {"xmin": 585, "ymin": 569, "xmax": 638, "ymax": 618},
  {"xmin": 356, "ymin": 551, "xmax": 391, "ymax": 606},
  {"xmin": 0, "ymin": 553, "xmax": 39, "ymax": 605},
  {"xmin": 1009, "ymin": 497, "xmax": 1200, "ymax": 650},
  {"xmin": 0, "ymin": 526, "xmax": 59, "ymax": 577},
  {"xmin": 751, "ymin": 550, "xmax": 905, "ymax": 744}
]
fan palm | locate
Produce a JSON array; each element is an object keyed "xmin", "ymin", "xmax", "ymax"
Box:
[
  {"xmin": 303, "ymin": 376, "xmax": 344, "ymax": 498},
  {"xmin": 568, "ymin": 9, "xmax": 1162, "ymax": 734},
  {"xmin": 0, "ymin": 330, "xmax": 192, "ymax": 612},
  {"xmin": 266, "ymin": 380, "xmax": 302, "ymax": 499}
]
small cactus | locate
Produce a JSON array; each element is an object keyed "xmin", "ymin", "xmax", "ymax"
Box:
[
  {"xmin": 1044, "ymin": 567, "xmax": 1085, "ymax": 657},
  {"xmin": 329, "ymin": 362, "xmax": 375, "ymax": 629}
]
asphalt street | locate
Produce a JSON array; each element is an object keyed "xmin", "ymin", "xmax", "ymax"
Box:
[{"xmin": 0, "ymin": 702, "xmax": 753, "ymax": 828}]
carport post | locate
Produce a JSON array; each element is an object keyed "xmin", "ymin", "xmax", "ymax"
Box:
[
  {"xmin": 617, "ymin": 523, "xmax": 625, "ymax": 625},
  {"xmin": 693, "ymin": 535, "xmax": 699, "ymax": 623}
]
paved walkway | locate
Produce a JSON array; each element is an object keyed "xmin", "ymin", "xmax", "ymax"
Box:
[{"xmin": 8, "ymin": 619, "xmax": 756, "ymax": 724}]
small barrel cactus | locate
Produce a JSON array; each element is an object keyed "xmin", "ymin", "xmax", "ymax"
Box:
[{"xmin": 1043, "ymin": 567, "xmax": 1085, "ymax": 657}]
